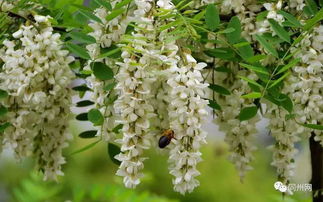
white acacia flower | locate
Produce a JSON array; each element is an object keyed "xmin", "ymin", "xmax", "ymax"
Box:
[
  {"xmin": 0, "ymin": 15, "xmax": 74, "ymax": 181},
  {"xmin": 287, "ymin": 25, "xmax": 323, "ymax": 145},
  {"xmin": 113, "ymin": 0, "xmax": 157, "ymax": 188},
  {"xmin": 167, "ymin": 51, "xmax": 208, "ymax": 194},
  {"xmin": 265, "ymin": 104, "xmax": 301, "ymax": 184},
  {"xmin": 212, "ymin": 64, "xmax": 259, "ymax": 180}
]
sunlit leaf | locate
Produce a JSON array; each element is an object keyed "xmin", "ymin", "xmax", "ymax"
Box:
[
  {"xmin": 240, "ymin": 63, "xmax": 269, "ymax": 75},
  {"xmin": 269, "ymin": 71, "xmax": 290, "ymax": 89},
  {"xmin": 241, "ymin": 92, "xmax": 262, "ymax": 99},
  {"xmin": 255, "ymin": 34, "xmax": 278, "ymax": 58},
  {"xmin": 301, "ymin": 123, "xmax": 323, "ymax": 130},
  {"xmin": 303, "ymin": 8, "xmax": 323, "ymax": 31},
  {"xmin": 276, "ymin": 58, "xmax": 301, "ymax": 75}
]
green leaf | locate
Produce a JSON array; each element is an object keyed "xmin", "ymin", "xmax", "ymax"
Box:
[
  {"xmin": 65, "ymin": 43, "xmax": 91, "ymax": 60},
  {"xmin": 277, "ymin": 10, "xmax": 302, "ymax": 27},
  {"xmin": 114, "ymin": 0, "xmax": 132, "ymax": 9},
  {"xmin": 0, "ymin": 122, "xmax": 10, "ymax": 133},
  {"xmin": 108, "ymin": 143, "xmax": 121, "ymax": 165},
  {"xmin": 76, "ymin": 113, "xmax": 88, "ymax": 121},
  {"xmin": 208, "ymin": 99, "xmax": 221, "ymax": 110},
  {"xmin": 88, "ymin": 109, "xmax": 104, "ymax": 126},
  {"xmin": 216, "ymin": 27, "xmax": 235, "ymax": 34},
  {"xmin": 106, "ymin": 8, "xmax": 125, "ymax": 21},
  {"xmin": 78, "ymin": 9, "xmax": 102, "ymax": 23},
  {"xmin": 204, "ymin": 48, "xmax": 235, "ymax": 60},
  {"xmin": 209, "ymin": 84, "xmax": 231, "ymax": 95},
  {"xmin": 76, "ymin": 100, "xmax": 95, "ymax": 107},
  {"xmin": 91, "ymin": 62, "xmax": 114, "ymax": 80},
  {"xmin": 233, "ymin": 41, "xmax": 251, "ymax": 48},
  {"xmin": 278, "ymin": 94, "xmax": 293, "ymax": 113},
  {"xmin": 239, "ymin": 63, "xmax": 269, "ymax": 75},
  {"xmin": 214, "ymin": 66, "xmax": 231, "ymax": 73},
  {"xmin": 241, "ymin": 92, "xmax": 262, "ymax": 99},
  {"xmin": 256, "ymin": 11, "xmax": 269, "ymax": 21},
  {"xmin": 0, "ymin": 89, "xmax": 8, "ymax": 99},
  {"xmin": 276, "ymin": 58, "xmax": 301, "ymax": 75},
  {"xmin": 285, "ymin": 113, "xmax": 296, "ymax": 120},
  {"xmin": 98, "ymin": 47, "xmax": 121, "ymax": 59},
  {"xmin": 303, "ymin": 8, "xmax": 323, "ymax": 31},
  {"xmin": 301, "ymin": 123, "xmax": 323, "ymax": 130},
  {"xmin": 112, "ymin": 124, "xmax": 123, "ymax": 133},
  {"xmin": 72, "ymin": 85, "xmax": 91, "ymax": 91},
  {"xmin": 105, "ymin": 94, "xmax": 118, "ymax": 105},
  {"xmin": 304, "ymin": 6, "xmax": 313, "ymax": 17},
  {"xmin": 71, "ymin": 4, "xmax": 94, "ymax": 12},
  {"xmin": 238, "ymin": 106, "xmax": 258, "ymax": 121},
  {"xmin": 103, "ymin": 82, "xmax": 117, "ymax": 91},
  {"xmin": 255, "ymin": 34, "xmax": 278, "ymax": 58},
  {"xmin": 226, "ymin": 16, "xmax": 241, "ymax": 44},
  {"xmin": 268, "ymin": 19, "xmax": 291, "ymax": 43},
  {"xmin": 205, "ymin": 4, "xmax": 220, "ymax": 31},
  {"xmin": 69, "ymin": 31, "xmax": 96, "ymax": 44},
  {"xmin": 79, "ymin": 130, "xmax": 97, "ymax": 138},
  {"xmin": 238, "ymin": 75, "xmax": 263, "ymax": 89},
  {"xmin": 237, "ymin": 38, "xmax": 254, "ymax": 60},
  {"xmin": 93, "ymin": 0, "xmax": 112, "ymax": 10},
  {"xmin": 70, "ymin": 139, "xmax": 101, "ymax": 155},
  {"xmin": 305, "ymin": 0, "xmax": 318, "ymax": 15},
  {"xmin": 246, "ymin": 55, "xmax": 267, "ymax": 63},
  {"xmin": 269, "ymin": 71, "xmax": 290, "ymax": 89}
]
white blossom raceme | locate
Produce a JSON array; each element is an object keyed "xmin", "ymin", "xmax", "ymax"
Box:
[
  {"xmin": 212, "ymin": 63, "xmax": 259, "ymax": 180},
  {"xmin": 167, "ymin": 51, "xmax": 208, "ymax": 194},
  {"xmin": 113, "ymin": 0, "xmax": 156, "ymax": 188},
  {"xmin": 265, "ymin": 104, "xmax": 302, "ymax": 185},
  {"xmin": 0, "ymin": 15, "xmax": 74, "ymax": 180},
  {"xmin": 84, "ymin": 0, "xmax": 131, "ymax": 141},
  {"xmin": 287, "ymin": 25, "xmax": 323, "ymax": 145}
]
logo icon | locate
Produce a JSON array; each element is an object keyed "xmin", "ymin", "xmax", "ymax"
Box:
[{"xmin": 274, "ymin": 181, "xmax": 287, "ymax": 192}]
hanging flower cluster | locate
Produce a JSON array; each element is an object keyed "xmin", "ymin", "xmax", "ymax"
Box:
[
  {"xmin": 113, "ymin": 0, "xmax": 157, "ymax": 188},
  {"xmin": 1, "ymin": 0, "xmax": 323, "ymax": 196},
  {"xmin": 212, "ymin": 66, "xmax": 260, "ymax": 180},
  {"xmin": 288, "ymin": 25, "xmax": 323, "ymax": 144},
  {"xmin": 83, "ymin": 0, "xmax": 131, "ymax": 141},
  {"xmin": 167, "ymin": 51, "xmax": 208, "ymax": 194},
  {"xmin": 0, "ymin": 14, "xmax": 74, "ymax": 180}
]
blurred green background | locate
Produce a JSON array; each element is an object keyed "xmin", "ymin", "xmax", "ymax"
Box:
[{"xmin": 0, "ymin": 120, "xmax": 313, "ymax": 202}]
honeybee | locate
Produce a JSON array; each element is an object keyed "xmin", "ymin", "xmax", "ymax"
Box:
[{"xmin": 158, "ymin": 129, "xmax": 175, "ymax": 148}]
